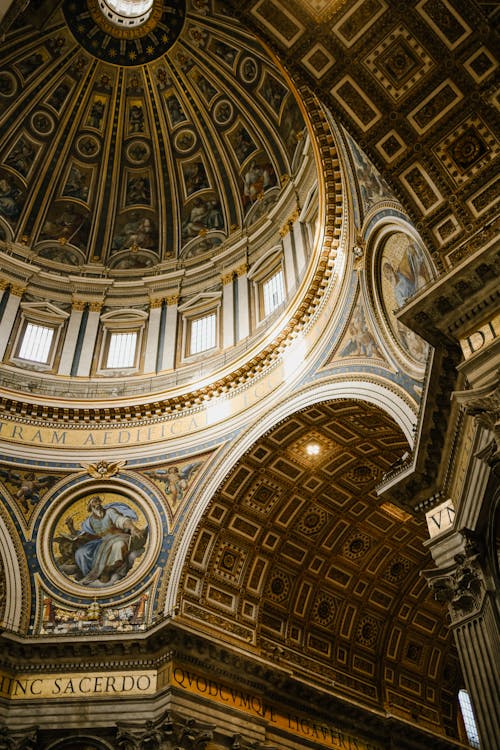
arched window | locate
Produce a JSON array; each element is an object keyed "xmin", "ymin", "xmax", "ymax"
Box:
[{"xmin": 458, "ymin": 689, "xmax": 480, "ymax": 748}]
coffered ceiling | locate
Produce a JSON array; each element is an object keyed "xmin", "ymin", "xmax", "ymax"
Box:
[
  {"xmin": 177, "ymin": 400, "xmax": 461, "ymax": 738},
  {"xmin": 226, "ymin": 0, "xmax": 499, "ymax": 271}
]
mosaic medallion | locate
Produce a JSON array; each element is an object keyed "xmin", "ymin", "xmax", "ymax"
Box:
[{"xmin": 39, "ymin": 485, "xmax": 162, "ymax": 597}]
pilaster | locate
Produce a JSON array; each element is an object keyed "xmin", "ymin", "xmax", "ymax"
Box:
[
  {"xmin": 57, "ymin": 300, "xmax": 85, "ymax": 376},
  {"xmin": 222, "ymin": 271, "xmax": 235, "ymax": 349},
  {"xmin": 0, "ymin": 285, "xmax": 24, "ymax": 362},
  {"xmin": 160, "ymin": 295, "xmax": 179, "ymax": 372},
  {"xmin": 235, "ymin": 264, "xmax": 249, "ymax": 342}
]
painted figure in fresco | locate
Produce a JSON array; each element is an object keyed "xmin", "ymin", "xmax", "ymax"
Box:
[
  {"xmin": 126, "ymin": 174, "xmax": 150, "ymax": 205},
  {"xmin": 5, "ymin": 136, "xmax": 36, "ymax": 177},
  {"xmin": 56, "ymin": 495, "xmax": 148, "ymax": 586},
  {"xmin": 383, "ymin": 241, "xmax": 430, "ymax": 308},
  {"xmin": 0, "ymin": 176, "xmax": 23, "ymax": 220},
  {"xmin": 242, "ymin": 159, "xmax": 276, "ymax": 205},
  {"xmin": 0, "ymin": 468, "xmax": 57, "ymax": 512},
  {"xmin": 146, "ymin": 463, "xmax": 200, "ymax": 506},
  {"xmin": 87, "ymin": 99, "xmax": 105, "ymax": 129},
  {"xmin": 112, "ymin": 213, "xmax": 155, "ymax": 250},
  {"xmin": 63, "ymin": 165, "xmax": 89, "ymax": 201},
  {"xmin": 184, "ymin": 161, "xmax": 208, "ymax": 195},
  {"xmin": 129, "ymin": 103, "xmax": 144, "ymax": 133},
  {"xmin": 182, "ymin": 197, "xmax": 223, "ymax": 239},
  {"xmin": 340, "ymin": 303, "xmax": 384, "ymax": 359},
  {"xmin": 166, "ymin": 95, "xmax": 185, "ymax": 125}
]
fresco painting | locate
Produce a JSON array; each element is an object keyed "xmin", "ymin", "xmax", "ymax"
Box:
[{"xmin": 380, "ymin": 232, "xmax": 431, "ymax": 362}]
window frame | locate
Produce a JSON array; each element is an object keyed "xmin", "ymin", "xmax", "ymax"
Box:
[
  {"xmin": 178, "ymin": 292, "xmax": 221, "ymax": 362},
  {"xmin": 11, "ymin": 303, "xmax": 69, "ymax": 371},
  {"xmin": 248, "ymin": 246, "xmax": 286, "ymax": 326},
  {"xmin": 97, "ymin": 309, "xmax": 147, "ymax": 375}
]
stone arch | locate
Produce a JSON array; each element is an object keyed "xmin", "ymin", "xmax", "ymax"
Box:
[{"xmin": 164, "ymin": 377, "xmax": 416, "ymax": 614}]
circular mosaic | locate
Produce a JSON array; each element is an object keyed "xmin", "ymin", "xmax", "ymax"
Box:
[
  {"xmin": 77, "ymin": 134, "xmax": 101, "ymax": 159},
  {"xmin": 240, "ymin": 57, "xmax": 258, "ymax": 84},
  {"xmin": 213, "ymin": 99, "xmax": 233, "ymax": 126},
  {"xmin": 126, "ymin": 139, "xmax": 151, "ymax": 164},
  {"xmin": 0, "ymin": 71, "xmax": 17, "ymax": 97},
  {"xmin": 31, "ymin": 111, "xmax": 55, "ymax": 136},
  {"xmin": 174, "ymin": 129, "xmax": 196, "ymax": 154},
  {"xmin": 64, "ymin": 0, "xmax": 186, "ymax": 66},
  {"xmin": 39, "ymin": 484, "xmax": 162, "ymax": 597}
]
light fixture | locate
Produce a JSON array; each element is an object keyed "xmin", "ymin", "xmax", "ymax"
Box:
[{"xmin": 306, "ymin": 443, "xmax": 320, "ymax": 456}]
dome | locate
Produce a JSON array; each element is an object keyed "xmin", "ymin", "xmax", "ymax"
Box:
[
  {"xmin": 0, "ymin": 1, "xmax": 307, "ymax": 266},
  {"xmin": 0, "ymin": 0, "xmax": 326, "ymax": 408}
]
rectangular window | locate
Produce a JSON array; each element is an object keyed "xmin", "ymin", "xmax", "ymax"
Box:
[
  {"xmin": 263, "ymin": 269, "xmax": 285, "ymax": 316},
  {"xmin": 190, "ymin": 313, "xmax": 216, "ymax": 355},
  {"xmin": 107, "ymin": 331, "xmax": 137, "ymax": 368},
  {"xmin": 18, "ymin": 323, "xmax": 54, "ymax": 363}
]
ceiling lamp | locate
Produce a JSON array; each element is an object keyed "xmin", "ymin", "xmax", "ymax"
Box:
[{"xmin": 306, "ymin": 443, "xmax": 320, "ymax": 456}]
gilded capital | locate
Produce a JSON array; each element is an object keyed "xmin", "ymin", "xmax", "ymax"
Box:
[
  {"xmin": 150, "ymin": 298, "xmax": 163, "ymax": 309},
  {"xmin": 166, "ymin": 295, "xmax": 179, "ymax": 306},
  {"xmin": 235, "ymin": 263, "xmax": 248, "ymax": 277},
  {"xmin": 10, "ymin": 285, "xmax": 26, "ymax": 297},
  {"xmin": 88, "ymin": 301, "xmax": 103, "ymax": 313},
  {"xmin": 72, "ymin": 299, "xmax": 86, "ymax": 311},
  {"xmin": 221, "ymin": 271, "xmax": 234, "ymax": 285}
]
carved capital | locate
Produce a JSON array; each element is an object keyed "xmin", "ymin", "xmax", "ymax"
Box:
[
  {"xmin": 0, "ymin": 726, "xmax": 38, "ymax": 750},
  {"xmin": 150, "ymin": 297, "xmax": 163, "ymax": 309},
  {"xmin": 72, "ymin": 299, "xmax": 86, "ymax": 311},
  {"xmin": 221, "ymin": 271, "xmax": 234, "ymax": 285},
  {"xmin": 454, "ymin": 374, "xmax": 500, "ymax": 467},
  {"xmin": 88, "ymin": 301, "xmax": 103, "ymax": 313},
  {"xmin": 117, "ymin": 712, "xmax": 214, "ymax": 750},
  {"xmin": 166, "ymin": 295, "xmax": 179, "ymax": 306},
  {"xmin": 424, "ymin": 531, "xmax": 486, "ymax": 624}
]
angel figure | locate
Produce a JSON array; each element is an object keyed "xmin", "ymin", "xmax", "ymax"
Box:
[
  {"xmin": 0, "ymin": 468, "xmax": 57, "ymax": 511},
  {"xmin": 146, "ymin": 462, "xmax": 200, "ymax": 506}
]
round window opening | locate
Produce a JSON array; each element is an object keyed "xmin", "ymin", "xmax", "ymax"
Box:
[{"xmin": 99, "ymin": 0, "xmax": 154, "ymax": 27}]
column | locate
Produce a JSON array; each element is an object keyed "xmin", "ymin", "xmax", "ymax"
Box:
[
  {"xmin": 58, "ymin": 300, "xmax": 85, "ymax": 375},
  {"xmin": 76, "ymin": 301, "xmax": 102, "ymax": 377},
  {"xmin": 159, "ymin": 295, "xmax": 178, "ymax": 371},
  {"xmin": 236, "ymin": 264, "xmax": 249, "ymax": 342},
  {"xmin": 143, "ymin": 298, "xmax": 162, "ymax": 374},
  {"xmin": 424, "ymin": 529, "xmax": 500, "ymax": 749},
  {"xmin": 222, "ymin": 271, "xmax": 235, "ymax": 349},
  {"xmin": 0, "ymin": 284, "xmax": 24, "ymax": 361}
]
